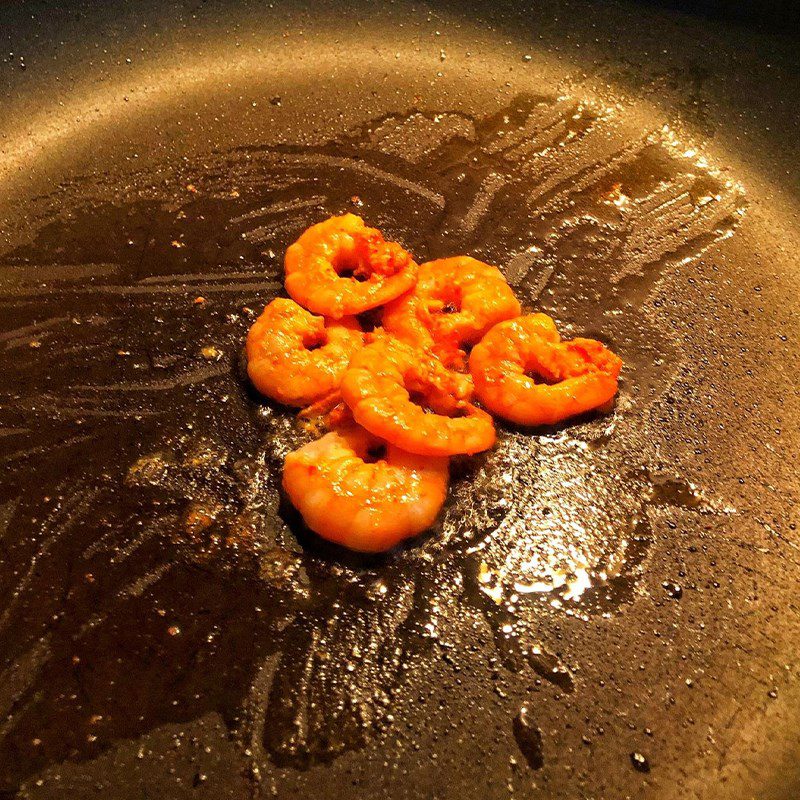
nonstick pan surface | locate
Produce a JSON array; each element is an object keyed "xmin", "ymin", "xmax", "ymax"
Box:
[{"xmin": 1, "ymin": 1, "xmax": 799, "ymax": 798}]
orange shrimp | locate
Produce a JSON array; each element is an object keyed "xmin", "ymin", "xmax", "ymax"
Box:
[
  {"xmin": 282, "ymin": 425, "xmax": 449, "ymax": 552},
  {"xmin": 382, "ymin": 256, "xmax": 521, "ymax": 369},
  {"xmin": 246, "ymin": 298, "xmax": 362, "ymax": 407},
  {"xmin": 340, "ymin": 337, "xmax": 496, "ymax": 456},
  {"xmin": 469, "ymin": 314, "xmax": 622, "ymax": 426},
  {"xmin": 284, "ymin": 214, "xmax": 418, "ymax": 318}
]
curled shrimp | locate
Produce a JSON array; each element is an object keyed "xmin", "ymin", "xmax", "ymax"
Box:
[
  {"xmin": 382, "ymin": 256, "xmax": 521, "ymax": 369},
  {"xmin": 469, "ymin": 313, "xmax": 622, "ymax": 426},
  {"xmin": 284, "ymin": 214, "xmax": 418, "ymax": 318},
  {"xmin": 340, "ymin": 337, "xmax": 496, "ymax": 456},
  {"xmin": 246, "ymin": 298, "xmax": 362, "ymax": 407},
  {"xmin": 282, "ymin": 425, "xmax": 449, "ymax": 552}
]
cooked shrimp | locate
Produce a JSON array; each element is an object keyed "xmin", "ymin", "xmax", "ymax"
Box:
[
  {"xmin": 382, "ymin": 256, "xmax": 521, "ymax": 369},
  {"xmin": 469, "ymin": 313, "xmax": 622, "ymax": 426},
  {"xmin": 296, "ymin": 389, "xmax": 353, "ymax": 435},
  {"xmin": 340, "ymin": 337, "xmax": 496, "ymax": 456},
  {"xmin": 282, "ymin": 425, "xmax": 449, "ymax": 552},
  {"xmin": 246, "ymin": 298, "xmax": 362, "ymax": 407},
  {"xmin": 284, "ymin": 214, "xmax": 418, "ymax": 318}
]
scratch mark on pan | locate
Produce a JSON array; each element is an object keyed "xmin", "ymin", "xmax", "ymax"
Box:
[
  {"xmin": 137, "ymin": 270, "xmax": 274, "ymax": 285},
  {"xmin": 229, "ymin": 196, "xmax": 327, "ymax": 224},
  {"xmin": 4, "ymin": 334, "xmax": 56, "ymax": 351},
  {"xmin": 0, "ymin": 427, "xmax": 30, "ymax": 439},
  {"xmin": 0, "ymin": 315, "xmax": 71, "ymax": 343},
  {"xmin": 483, "ymin": 97, "xmax": 578, "ymax": 155},
  {"xmin": 239, "ymin": 652, "xmax": 282, "ymax": 765},
  {"xmin": 241, "ymin": 218, "xmax": 316, "ymax": 245},
  {"xmin": 7, "ymin": 393, "xmax": 167, "ymax": 420},
  {"xmin": 526, "ymin": 133, "xmax": 653, "ymax": 210},
  {"xmin": 0, "ymin": 263, "xmax": 121, "ymax": 286},
  {"xmin": 0, "ymin": 635, "xmax": 53, "ymax": 740},
  {"xmin": 45, "ymin": 407, "xmax": 166, "ymax": 420},
  {"xmin": 109, "ymin": 524, "xmax": 163, "ymax": 565},
  {"xmin": 0, "ymin": 499, "xmax": 20, "ymax": 543},
  {"xmin": 118, "ymin": 562, "xmax": 173, "ymax": 600},
  {"xmin": 0, "ymin": 432, "xmax": 99, "ymax": 466},
  {"xmin": 76, "ymin": 563, "xmax": 175, "ymax": 638},
  {"xmin": 505, "ymin": 249, "xmax": 544, "ymax": 287},
  {"xmin": 0, "ymin": 485, "xmax": 101, "ymax": 630},
  {"xmin": 614, "ymin": 180, "xmax": 743, "ymax": 282},
  {"xmin": 459, "ymin": 172, "xmax": 508, "ymax": 233},
  {"xmin": 0, "ymin": 280, "xmax": 279, "ymax": 300},
  {"xmin": 84, "ymin": 515, "xmax": 176, "ymax": 559},
  {"xmin": 72, "ymin": 362, "xmax": 228, "ymax": 393},
  {"xmin": 262, "ymin": 152, "xmax": 446, "ymax": 209}
]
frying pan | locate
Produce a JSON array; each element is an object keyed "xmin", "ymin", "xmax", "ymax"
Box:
[{"xmin": 1, "ymin": 1, "xmax": 799, "ymax": 798}]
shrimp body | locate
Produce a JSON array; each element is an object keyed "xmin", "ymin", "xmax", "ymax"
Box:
[
  {"xmin": 469, "ymin": 314, "xmax": 622, "ymax": 426},
  {"xmin": 382, "ymin": 256, "xmax": 521, "ymax": 368},
  {"xmin": 284, "ymin": 214, "xmax": 418, "ymax": 318},
  {"xmin": 341, "ymin": 337, "xmax": 496, "ymax": 456},
  {"xmin": 282, "ymin": 425, "xmax": 449, "ymax": 552},
  {"xmin": 246, "ymin": 298, "xmax": 362, "ymax": 407}
]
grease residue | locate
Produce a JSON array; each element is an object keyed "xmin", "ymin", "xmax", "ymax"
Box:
[{"xmin": 0, "ymin": 93, "xmax": 741, "ymax": 788}]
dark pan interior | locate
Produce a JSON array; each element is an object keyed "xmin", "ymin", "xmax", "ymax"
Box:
[{"xmin": 1, "ymin": 2, "xmax": 799, "ymax": 798}]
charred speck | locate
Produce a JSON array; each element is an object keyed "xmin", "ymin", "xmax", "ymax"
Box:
[
  {"xmin": 512, "ymin": 706, "xmax": 544, "ymax": 770},
  {"xmin": 630, "ymin": 751, "xmax": 651, "ymax": 773}
]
